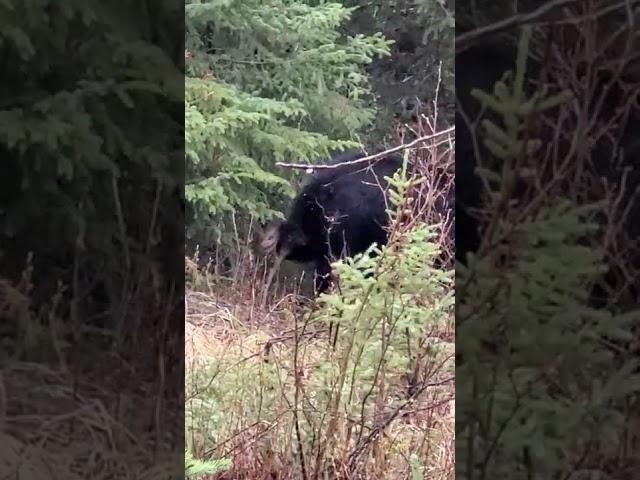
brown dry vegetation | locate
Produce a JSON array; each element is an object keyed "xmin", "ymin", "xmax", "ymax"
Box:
[{"xmin": 0, "ymin": 277, "xmax": 182, "ymax": 480}]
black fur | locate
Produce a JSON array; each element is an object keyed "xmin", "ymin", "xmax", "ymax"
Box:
[{"xmin": 270, "ymin": 151, "xmax": 405, "ymax": 294}]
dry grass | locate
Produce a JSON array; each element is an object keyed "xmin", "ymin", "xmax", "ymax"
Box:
[
  {"xmin": 1, "ymin": 260, "xmax": 182, "ymax": 480},
  {"xmin": 1, "ymin": 362, "xmax": 180, "ymax": 479},
  {"xmin": 1, "ymin": 352, "xmax": 181, "ymax": 480},
  {"xmin": 185, "ymin": 279, "xmax": 454, "ymax": 480}
]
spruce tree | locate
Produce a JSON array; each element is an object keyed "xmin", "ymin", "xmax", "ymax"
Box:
[{"xmin": 185, "ymin": 0, "xmax": 391, "ymax": 247}]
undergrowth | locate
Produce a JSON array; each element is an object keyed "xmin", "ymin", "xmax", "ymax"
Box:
[{"xmin": 185, "ymin": 138, "xmax": 455, "ymax": 479}]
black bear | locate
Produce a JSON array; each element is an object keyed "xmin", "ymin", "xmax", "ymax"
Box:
[{"xmin": 260, "ymin": 150, "xmax": 406, "ymax": 294}]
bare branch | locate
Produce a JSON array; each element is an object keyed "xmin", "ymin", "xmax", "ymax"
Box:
[
  {"xmin": 274, "ymin": 126, "xmax": 455, "ymax": 171},
  {"xmin": 455, "ymin": 0, "xmax": 640, "ymax": 52}
]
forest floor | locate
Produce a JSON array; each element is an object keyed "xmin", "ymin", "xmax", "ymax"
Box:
[{"xmin": 185, "ymin": 260, "xmax": 455, "ymax": 480}]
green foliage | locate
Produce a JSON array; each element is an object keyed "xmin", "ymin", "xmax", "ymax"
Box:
[
  {"xmin": 0, "ymin": 1, "xmax": 182, "ymax": 317},
  {"xmin": 410, "ymin": 453, "xmax": 425, "ymax": 480},
  {"xmin": 185, "ymin": 449, "xmax": 230, "ymax": 479},
  {"xmin": 186, "ymin": 0, "xmax": 389, "ymax": 137},
  {"xmin": 338, "ymin": 0, "xmax": 455, "ymax": 137},
  {"xmin": 315, "ymin": 225, "xmax": 452, "ymax": 394},
  {"xmin": 416, "ymin": 0, "xmax": 454, "ymax": 98},
  {"xmin": 340, "ymin": 0, "xmax": 453, "ymax": 43},
  {"xmin": 416, "ymin": 0, "xmax": 455, "ymax": 42},
  {"xmin": 187, "ymin": 77, "xmax": 296, "ymax": 242},
  {"xmin": 456, "ymin": 27, "xmax": 640, "ymax": 479},
  {"xmin": 185, "ymin": 0, "xmax": 391, "ymax": 247}
]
